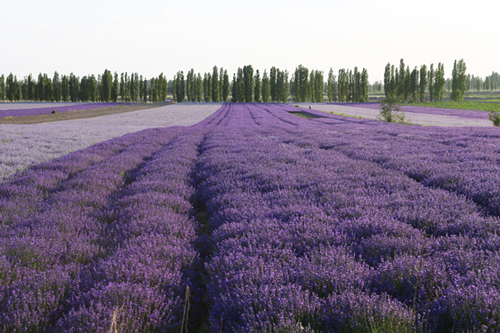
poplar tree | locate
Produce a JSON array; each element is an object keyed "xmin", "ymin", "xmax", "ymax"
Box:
[
  {"xmin": 243, "ymin": 65, "xmax": 254, "ymax": 102},
  {"xmin": 428, "ymin": 64, "xmax": 435, "ymax": 102},
  {"xmin": 434, "ymin": 63, "xmax": 445, "ymax": 102},
  {"xmin": 186, "ymin": 69, "xmax": 193, "ymax": 102},
  {"xmin": 397, "ymin": 59, "xmax": 406, "ymax": 102},
  {"xmin": 451, "ymin": 59, "xmax": 467, "ymax": 102},
  {"xmin": 294, "ymin": 64, "xmax": 309, "ymax": 102},
  {"xmin": 270, "ymin": 67, "xmax": 277, "ymax": 102},
  {"xmin": 176, "ymin": 71, "xmax": 185, "ymax": 102},
  {"xmin": 261, "ymin": 70, "xmax": 271, "ymax": 103},
  {"xmin": 203, "ymin": 73, "xmax": 211, "ymax": 102},
  {"xmin": 222, "ymin": 70, "xmax": 229, "ymax": 102},
  {"xmin": 111, "ymin": 72, "xmax": 119, "ymax": 102},
  {"xmin": 361, "ymin": 68, "xmax": 369, "ymax": 102},
  {"xmin": 419, "ymin": 65, "xmax": 427, "ymax": 102},
  {"xmin": 0, "ymin": 74, "xmax": 4, "ymax": 101},
  {"xmin": 61, "ymin": 75, "xmax": 69, "ymax": 102},
  {"xmin": 52, "ymin": 71, "xmax": 61, "ymax": 102},
  {"xmin": 384, "ymin": 63, "xmax": 393, "ymax": 98},
  {"xmin": 212, "ymin": 66, "xmax": 219, "ymax": 102},
  {"xmin": 231, "ymin": 74, "xmax": 238, "ymax": 102},
  {"xmin": 236, "ymin": 68, "xmax": 244, "ymax": 103},
  {"xmin": 219, "ymin": 67, "xmax": 224, "ymax": 102},
  {"xmin": 314, "ymin": 70, "xmax": 324, "ymax": 102},
  {"xmin": 196, "ymin": 73, "xmax": 203, "ymax": 102},
  {"xmin": 254, "ymin": 70, "xmax": 261, "ymax": 102},
  {"xmin": 143, "ymin": 78, "xmax": 148, "ymax": 102},
  {"xmin": 327, "ymin": 69, "xmax": 335, "ymax": 102},
  {"xmin": 37, "ymin": 73, "xmax": 44, "ymax": 101}
]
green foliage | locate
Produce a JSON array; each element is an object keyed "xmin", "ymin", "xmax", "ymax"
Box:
[
  {"xmin": 51, "ymin": 110, "xmax": 56, "ymax": 114},
  {"xmin": 212, "ymin": 66, "xmax": 219, "ymax": 103},
  {"xmin": 203, "ymin": 73, "xmax": 211, "ymax": 102},
  {"xmin": 270, "ymin": 67, "xmax": 277, "ymax": 102},
  {"xmin": 434, "ymin": 63, "xmax": 445, "ymax": 102},
  {"xmin": 378, "ymin": 96, "xmax": 405, "ymax": 123},
  {"xmin": 0, "ymin": 74, "xmax": 5, "ymax": 100},
  {"xmin": 419, "ymin": 65, "xmax": 427, "ymax": 102},
  {"xmin": 243, "ymin": 65, "xmax": 254, "ymax": 102},
  {"xmin": 450, "ymin": 59, "xmax": 467, "ymax": 102},
  {"xmin": 261, "ymin": 70, "xmax": 271, "ymax": 103},
  {"xmin": 111, "ymin": 72, "xmax": 119, "ymax": 102},
  {"xmin": 488, "ymin": 111, "xmax": 500, "ymax": 126},
  {"xmin": 293, "ymin": 64, "xmax": 309, "ymax": 102},
  {"xmin": 327, "ymin": 68, "xmax": 336, "ymax": 103},
  {"xmin": 254, "ymin": 70, "xmax": 261, "ymax": 102},
  {"xmin": 236, "ymin": 68, "xmax": 244, "ymax": 103}
]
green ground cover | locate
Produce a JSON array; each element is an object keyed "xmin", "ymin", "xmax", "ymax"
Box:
[{"xmin": 405, "ymin": 101, "xmax": 500, "ymax": 112}]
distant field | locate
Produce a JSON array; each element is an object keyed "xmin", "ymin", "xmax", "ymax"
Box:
[
  {"xmin": 0, "ymin": 104, "xmax": 220, "ymax": 181},
  {"xmin": 405, "ymin": 101, "xmax": 500, "ymax": 112}
]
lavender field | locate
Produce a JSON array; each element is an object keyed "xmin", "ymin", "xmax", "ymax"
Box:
[
  {"xmin": 0, "ymin": 103, "xmax": 132, "ymax": 118},
  {"xmin": 0, "ymin": 104, "xmax": 220, "ymax": 181},
  {"xmin": 1, "ymin": 103, "xmax": 500, "ymax": 332}
]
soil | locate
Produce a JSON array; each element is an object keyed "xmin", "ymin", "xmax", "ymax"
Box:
[{"xmin": 0, "ymin": 103, "xmax": 166, "ymax": 124}]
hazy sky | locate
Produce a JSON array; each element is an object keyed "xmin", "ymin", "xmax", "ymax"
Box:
[{"xmin": 2, "ymin": 0, "xmax": 499, "ymax": 82}]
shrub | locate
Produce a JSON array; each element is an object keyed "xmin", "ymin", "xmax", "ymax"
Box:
[
  {"xmin": 378, "ymin": 96, "xmax": 405, "ymax": 123},
  {"xmin": 488, "ymin": 110, "xmax": 500, "ymax": 126},
  {"xmin": 51, "ymin": 110, "xmax": 57, "ymax": 114}
]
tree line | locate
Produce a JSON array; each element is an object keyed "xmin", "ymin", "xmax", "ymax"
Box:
[
  {"xmin": 384, "ymin": 58, "xmax": 472, "ymax": 103},
  {"xmin": 0, "ymin": 70, "xmax": 169, "ymax": 103}
]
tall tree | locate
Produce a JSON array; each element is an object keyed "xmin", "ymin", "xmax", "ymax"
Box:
[
  {"xmin": 254, "ymin": 69, "xmax": 261, "ymax": 102},
  {"xmin": 419, "ymin": 65, "xmax": 427, "ymax": 102},
  {"xmin": 327, "ymin": 68, "xmax": 335, "ymax": 103},
  {"xmin": 0, "ymin": 74, "xmax": 4, "ymax": 101},
  {"xmin": 384, "ymin": 63, "xmax": 393, "ymax": 98},
  {"xmin": 111, "ymin": 72, "xmax": 119, "ymax": 102},
  {"xmin": 236, "ymin": 67, "xmax": 244, "ymax": 103},
  {"xmin": 243, "ymin": 65, "xmax": 254, "ymax": 102},
  {"xmin": 196, "ymin": 73, "xmax": 203, "ymax": 102},
  {"xmin": 52, "ymin": 71, "xmax": 61, "ymax": 102},
  {"xmin": 270, "ymin": 67, "xmax": 277, "ymax": 102},
  {"xmin": 37, "ymin": 73, "xmax": 45, "ymax": 101},
  {"xmin": 231, "ymin": 73, "xmax": 238, "ymax": 102},
  {"xmin": 261, "ymin": 70, "xmax": 271, "ymax": 103},
  {"xmin": 212, "ymin": 66, "xmax": 219, "ymax": 102},
  {"xmin": 428, "ymin": 64, "xmax": 435, "ymax": 102},
  {"xmin": 176, "ymin": 71, "xmax": 185, "ymax": 102},
  {"xmin": 434, "ymin": 63, "xmax": 445, "ymax": 102},
  {"xmin": 451, "ymin": 59, "xmax": 467, "ymax": 102},
  {"xmin": 293, "ymin": 64, "xmax": 308, "ymax": 102},
  {"xmin": 361, "ymin": 68, "xmax": 369, "ymax": 102},
  {"xmin": 203, "ymin": 73, "xmax": 211, "ymax": 102},
  {"xmin": 222, "ymin": 70, "xmax": 229, "ymax": 102}
]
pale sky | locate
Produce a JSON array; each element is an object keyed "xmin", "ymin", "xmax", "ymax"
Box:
[{"xmin": 2, "ymin": 0, "xmax": 499, "ymax": 82}]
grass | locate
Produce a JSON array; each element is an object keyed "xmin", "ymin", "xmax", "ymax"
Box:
[
  {"xmin": 330, "ymin": 111, "xmax": 363, "ymax": 119},
  {"xmin": 289, "ymin": 112, "xmax": 320, "ymax": 119},
  {"xmin": 404, "ymin": 101, "xmax": 500, "ymax": 112}
]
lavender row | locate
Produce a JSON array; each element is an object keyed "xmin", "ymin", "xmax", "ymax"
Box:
[
  {"xmin": 0, "ymin": 102, "xmax": 132, "ymax": 118},
  {"xmin": 0, "ymin": 127, "xmax": 171, "ymax": 231},
  {"xmin": 271, "ymin": 103, "xmax": 500, "ymax": 216},
  {"xmin": 196, "ymin": 103, "xmax": 500, "ymax": 331},
  {"xmin": 330, "ymin": 102, "xmax": 490, "ymax": 120},
  {"xmin": 0, "ymin": 126, "xmax": 187, "ymax": 331}
]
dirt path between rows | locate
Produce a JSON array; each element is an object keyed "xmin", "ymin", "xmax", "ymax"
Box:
[{"xmin": 0, "ymin": 103, "xmax": 165, "ymax": 124}]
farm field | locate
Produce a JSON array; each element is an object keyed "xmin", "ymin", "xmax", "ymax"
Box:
[
  {"xmin": 1, "ymin": 103, "xmax": 500, "ymax": 331},
  {"xmin": 0, "ymin": 104, "xmax": 220, "ymax": 181},
  {"xmin": 0, "ymin": 102, "xmax": 132, "ymax": 118},
  {"xmin": 294, "ymin": 103, "xmax": 493, "ymax": 127}
]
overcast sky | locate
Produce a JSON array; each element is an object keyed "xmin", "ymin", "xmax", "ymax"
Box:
[{"xmin": 2, "ymin": 0, "xmax": 499, "ymax": 82}]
